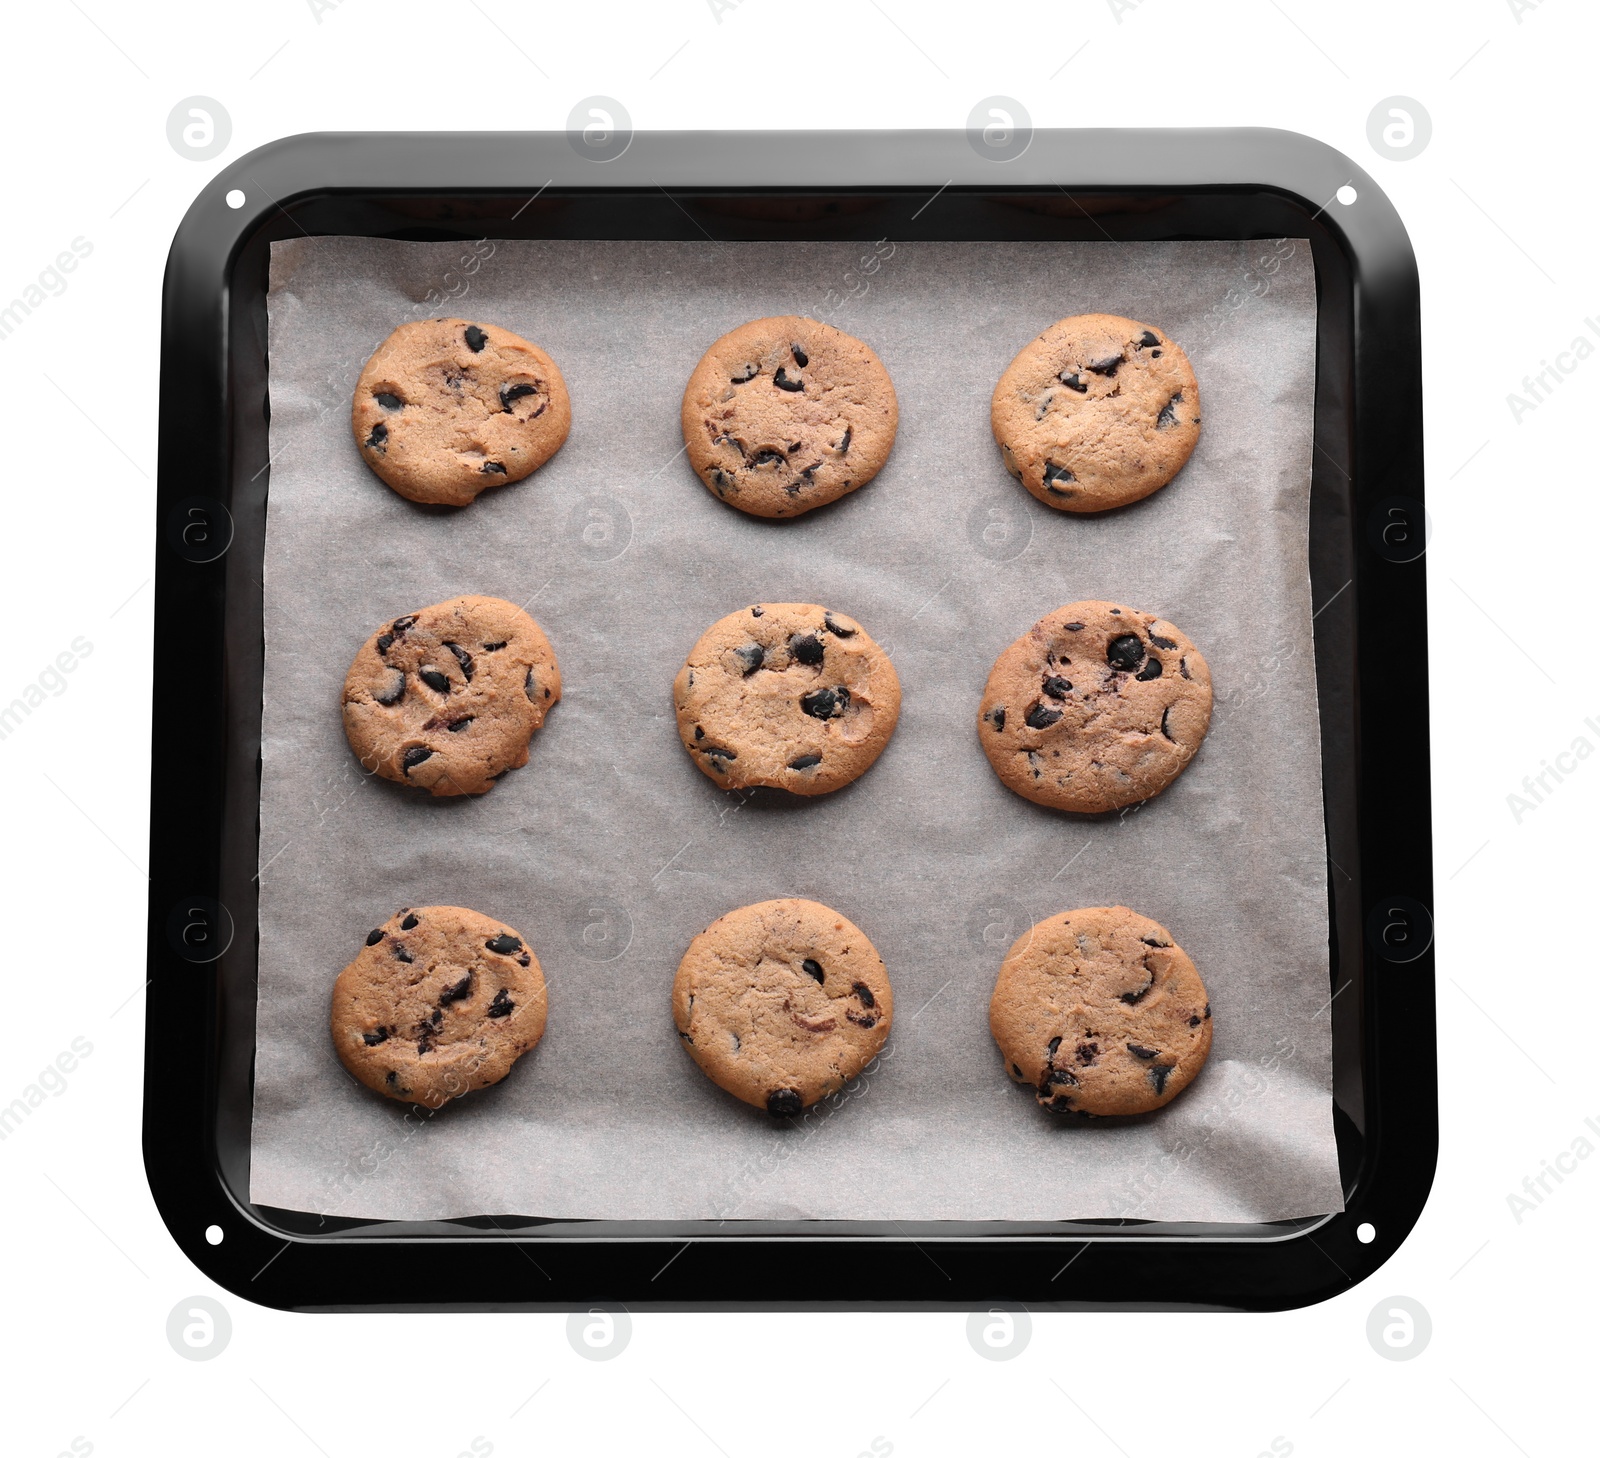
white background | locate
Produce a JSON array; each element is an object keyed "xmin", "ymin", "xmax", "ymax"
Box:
[{"xmin": 0, "ymin": 0, "xmax": 1589, "ymax": 1454}]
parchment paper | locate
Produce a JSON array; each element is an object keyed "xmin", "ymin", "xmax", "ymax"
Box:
[{"xmin": 250, "ymin": 235, "xmax": 1342, "ymax": 1223}]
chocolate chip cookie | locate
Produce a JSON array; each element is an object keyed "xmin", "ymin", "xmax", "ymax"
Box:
[
  {"xmin": 673, "ymin": 603, "xmax": 901, "ymax": 795},
  {"xmin": 681, "ymin": 316, "xmax": 898, "ymax": 518},
  {"xmin": 352, "ymin": 318, "xmax": 571, "ymax": 506},
  {"xmin": 990, "ymin": 906, "xmax": 1212, "ymax": 1117},
  {"xmin": 342, "ymin": 594, "xmax": 560, "ymax": 797},
  {"xmin": 672, "ymin": 898, "xmax": 893, "ymax": 1115},
  {"xmin": 331, "ymin": 905, "xmax": 548, "ymax": 1109},
  {"xmin": 978, "ymin": 600, "xmax": 1212, "ymax": 814},
  {"xmin": 991, "ymin": 314, "xmax": 1200, "ymax": 512}
]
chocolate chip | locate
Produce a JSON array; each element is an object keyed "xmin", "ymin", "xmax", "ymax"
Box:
[
  {"xmin": 766, "ymin": 1088, "xmax": 803, "ymax": 1116},
  {"xmin": 1106, "ymin": 634, "xmax": 1145, "ymax": 671},
  {"xmin": 363, "ymin": 1027, "xmax": 389, "ymax": 1046},
  {"xmin": 1151, "ymin": 349, "xmax": 1162, "ymax": 358},
  {"xmin": 1042, "ymin": 462, "xmax": 1075, "ymax": 494},
  {"xmin": 1160, "ymin": 706, "xmax": 1175, "ymax": 742},
  {"xmin": 791, "ymin": 342, "xmax": 809, "ymax": 367},
  {"xmin": 1039, "ymin": 1068, "xmax": 1078, "ymax": 1089},
  {"xmin": 750, "ymin": 606, "xmax": 764, "ymax": 617},
  {"xmin": 823, "ymin": 612, "xmax": 856, "ymax": 638},
  {"xmin": 800, "ymin": 686, "xmax": 848, "ymax": 719},
  {"xmin": 392, "ymin": 615, "xmax": 417, "ymax": 634},
  {"xmin": 734, "ymin": 644, "xmax": 764, "ymax": 675},
  {"xmin": 401, "ymin": 914, "xmax": 419, "ymax": 930},
  {"xmin": 708, "ymin": 467, "xmax": 734, "ymax": 497},
  {"xmin": 853, "ymin": 981, "xmax": 875, "ymax": 1008},
  {"xmin": 1148, "ymin": 1064, "xmax": 1174, "ymax": 1095},
  {"xmin": 419, "ymin": 668, "xmax": 450, "ymax": 693},
  {"xmin": 464, "ymin": 324, "xmax": 487, "ymax": 352},
  {"xmin": 1137, "ymin": 330, "xmax": 1160, "ymax": 348},
  {"xmin": 439, "ymin": 972, "xmax": 474, "ymax": 1005},
  {"xmin": 750, "ymin": 449, "xmax": 786, "ymax": 467},
  {"xmin": 499, "ymin": 381, "xmax": 537, "ymax": 411},
  {"xmin": 482, "ymin": 640, "xmax": 507, "ymax": 652},
  {"xmin": 789, "ymin": 632, "xmax": 824, "ymax": 665},
  {"xmin": 487, "ymin": 989, "xmax": 514, "ymax": 1018},
  {"xmin": 1046, "ymin": 1035, "xmax": 1062, "ymax": 1059},
  {"xmin": 445, "ymin": 642, "xmax": 474, "ymax": 681},
  {"xmin": 1127, "ymin": 1043, "xmax": 1160, "ymax": 1060},
  {"xmin": 730, "ymin": 362, "xmax": 758, "ymax": 384},
  {"xmin": 517, "ymin": 953, "xmax": 530, "ymax": 967},
  {"xmin": 1064, "ymin": 622, "xmax": 1084, "ymax": 631},
  {"xmin": 802, "ymin": 958, "xmax": 824, "ymax": 983},
  {"xmin": 1148, "ymin": 632, "xmax": 1177, "ymax": 650},
  {"xmin": 1140, "ymin": 936, "xmax": 1170, "ymax": 948},
  {"xmin": 1156, "ymin": 392, "xmax": 1182, "ymax": 429},
  {"xmin": 481, "ymin": 460, "xmax": 507, "ymax": 475},
  {"xmin": 364, "ymin": 422, "xmax": 388, "ymax": 451},
  {"xmin": 1025, "ymin": 702, "xmax": 1063, "ymax": 730},
  {"xmin": 524, "ymin": 668, "xmax": 536, "ymax": 701},
  {"xmin": 375, "ymin": 391, "xmax": 403, "ymax": 410},
  {"xmin": 1042, "ymin": 675, "xmax": 1072, "ymax": 699},
  {"xmin": 694, "ymin": 726, "xmax": 704, "ymax": 740},
  {"xmin": 836, "ymin": 425, "xmax": 852, "ymax": 454},
  {"xmin": 373, "ymin": 669, "xmax": 404, "ymax": 706},
  {"xmin": 1086, "ymin": 353, "xmax": 1123, "ymax": 376},
  {"xmin": 393, "ymin": 945, "xmax": 414, "ymax": 964},
  {"xmin": 1204, "ymin": 1003, "xmax": 1211, "ymax": 1019},
  {"xmin": 1058, "ymin": 371, "xmax": 1088, "ymax": 392},
  {"xmin": 1120, "ymin": 974, "xmax": 1153, "ymax": 1005},
  {"xmin": 772, "ymin": 366, "xmax": 804, "ymax": 392},
  {"xmin": 376, "ymin": 633, "xmax": 394, "ymax": 655},
  {"xmin": 788, "ymin": 753, "xmax": 822, "ymax": 770},
  {"xmin": 702, "ymin": 744, "xmax": 737, "ymax": 760},
  {"xmin": 846, "ymin": 1011, "xmax": 878, "ymax": 1029},
  {"xmin": 1076, "ymin": 1042, "xmax": 1099, "ymax": 1064},
  {"xmin": 401, "ymin": 746, "xmax": 432, "ymax": 773},
  {"xmin": 486, "ymin": 933, "xmax": 522, "ymax": 955},
  {"xmin": 1135, "ymin": 657, "xmax": 1163, "ymax": 681},
  {"xmin": 365, "ymin": 929, "xmax": 384, "ymax": 946},
  {"xmin": 990, "ymin": 707, "xmax": 1006, "ymax": 731},
  {"xmin": 1188, "ymin": 1015, "xmax": 1202, "ymax": 1027},
  {"xmin": 1012, "ymin": 1063, "xmax": 1023, "ymax": 1078}
]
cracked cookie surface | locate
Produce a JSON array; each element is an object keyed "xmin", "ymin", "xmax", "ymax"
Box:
[
  {"xmin": 672, "ymin": 898, "xmax": 893, "ymax": 1114},
  {"xmin": 977, "ymin": 599, "xmax": 1211, "ymax": 814},
  {"xmin": 681, "ymin": 315, "xmax": 897, "ymax": 518},
  {"xmin": 342, "ymin": 594, "xmax": 560, "ymax": 797},
  {"xmin": 331, "ymin": 905, "xmax": 548, "ymax": 1109},
  {"xmin": 673, "ymin": 603, "xmax": 901, "ymax": 795},
  {"xmin": 990, "ymin": 905, "xmax": 1212, "ymax": 1117},
  {"xmin": 991, "ymin": 313, "xmax": 1200, "ymax": 512},
  {"xmin": 352, "ymin": 317, "xmax": 571, "ymax": 506}
]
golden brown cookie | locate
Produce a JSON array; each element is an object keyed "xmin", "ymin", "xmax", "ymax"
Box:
[
  {"xmin": 352, "ymin": 318, "xmax": 571, "ymax": 506},
  {"xmin": 672, "ymin": 898, "xmax": 892, "ymax": 1115},
  {"xmin": 977, "ymin": 600, "xmax": 1211, "ymax": 814},
  {"xmin": 680, "ymin": 316, "xmax": 898, "ymax": 518},
  {"xmin": 991, "ymin": 314, "xmax": 1199, "ymax": 512},
  {"xmin": 673, "ymin": 603, "xmax": 901, "ymax": 795},
  {"xmin": 342, "ymin": 594, "xmax": 560, "ymax": 797},
  {"xmin": 331, "ymin": 905, "xmax": 548, "ymax": 1109},
  {"xmin": 990, "ymin": 906, "xmax": 1212, "ymax": 1117}
]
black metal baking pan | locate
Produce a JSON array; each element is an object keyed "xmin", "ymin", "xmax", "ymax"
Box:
[{"xmin": 144, "ymin": 128, "xmax": 1434, "ymax": 1312}]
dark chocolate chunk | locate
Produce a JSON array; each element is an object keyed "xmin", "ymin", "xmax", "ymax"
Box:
[
  {"xmin": 702, "ymin": 744, "xmax": 737, "ymax": 760},
  {"xmin": 401, "ymin": 746, "xmax": 432, "ymax": 773},
  {"xmin": 823, "ymin": 612, "xmax": 856, "ymax": 638},
  {"xmin": 365, "ymin": 929, "xmax": 384, "ymax": 946},
  {"xmin": 750, "ymin": 448, "xmax": 786, "ymax": 467},
  {"xmin": 373, "ymin": 670, "xmax": 404, "ymax": 706},
  {"xmin": 1064, "ymin": 622, "xmax": 1084, "ymax": 631},
  {"xmin": 853, "ymin": 981, "xmax": 875, "ymax": 1008},
  {"xmin": 1135, "ymin": 657, "xmax": 1163, "ymax": 682},
  {"xmin": 419, "ymin": 667, "xmax": 450, "ymax": 693},
  {"xmin": 1012, "ymin": 1063, "xmax": 1024, "ymax": 1079},
  {"xmin": 480, "ymin": 460, "xmax": 507, "ymax": 475},
  {"xmin": 990, "ymin": 707, "xmax": 1006, "ymax": 731},
  {"xmin": 393, "ymin": 945, "xmax": 414, "ymax": 964},
  {"xmin": 375, "ymin": 391, "xmax": 403, "ymax": 410},
  {"xmin": 750, "ymin": 606, "xmax": 764, "ymax": 617},
  {"xmin": 1127, "ymin": 1043, "xmax": 1160, "ymax": 1060},
  {"xmin": 439, "ymin": 973, "xmax": 474, "ymax": 1005},
  {"xmin": 464, "ymin": 324, "xmax": 487, "ymax": 352},
  {"xmin": 362, "ymin": 1027, "xmax": 389, "ymax": 1046},
  {"xmin": 499, "ymin": 381, "xmax": 537, "ymax": 411},
  {"xmin": 482, "ymin": 640, "xmax": 507, "ymax": 652},
  {"xmin": 1025, "ymin": 702, "xmax": 1063, "ymax": 730},
  {"xmin": 487, "ymin": 988, "xmax": 514, "ymax": 1018},
  {"xmin": 516, "ymin": 953, "xmax": 530, "ymax": 967},
  {"xmin": 1148, "ymin": 632, "xmax": 1177, "ymax": 650},
  {"xmin": 1106, "ymin": 634, "xmax": 1146, "ymax": 671},
  {"xmin": 788, "ymin": 753, "xmax": 822, "ymax": 770},
  {"xmin": 485, "ymin": 933, "xmax": 523, "ymax": 955},
  {"xmin": 1148, "ymin": 1064, "xmax": 1173, "ymax": 1095},
  {"xmin": 1137, "ymin": 330, "xmax": 1160, "ymax": 348},
  {"xmin": 376, "ymin": 633, "xmax": 395, "ymax": 656},
  {"xmin": 802, "ymin": 958, "xmax": 825, "ymax": 984},
  {"xmin": 1204, "ymin": 1003, "xmax": 1211, "ymax": 1018},
  {"xmin": 1160, "ymin": 706, "xmax": 1175, "ymax": 742},
  {"xmin": 734, "ymin": 644, "xmax": 764, "ymax": 675},
  {"xmin": 392, "ymin": 615, "xmax": 417, "ymax": 634},
  {"xmin": 1156, "ymin": 391, "xmax": 1182, "ymax": 429},
  {"xmin": 1058, "ymin": 371, "xmax": 1088, "ymax": 392},
  {"xmin": 836, "ymin": 425, "xmax": 852, "ymax": 454},
  {"xmin": 1076, "ymin": 1042, "xmax": 1099, "ymax": 1064},
  {"xmin": 766, "ymin": 1088, "xmax": 803, "ymax": 1117},
  {"xmin": 772, "ymin": 366, "xmax": 803, "ymax": 392},
  {"xmin": 445, "ymin": 642, "xmax": 474, "ymax": 681},
  {"xmin": 1039, "ymin": 1068, "xmax": 1078, "ymax": 1089},
  {"xmin": 1042, "ymin": 462, "xmax": 1075, "ymax": 494},
  {"xmin": 1120, "ymin": 974, "xmax": 1153, "ymax": 1005},
  {"xmin": 694, "ymin": 726, "xmax": 705, "ymax": 740},
  {"xmin": 364, "ymin": 422, "xmax": 388, "ymax": 451},
  {"xmin": 1046, "ymin": 1035, "xmax": 1063, "ymax": 1059},
  {"xmin": 789, "ymin": 632, "xmax": 824, "ymax": 665},
  {"xmin": 730, "ymin": 362, "xmax": 758, "ymax": 384},
  {"xmin": 385, "ymin": 1071, "xmax": 397, "ymax": 1086},
  {"xmin": 846, "ymin": 1010, "xmax": 878, "ymax": 1029},
  {"xmin": 1188, "ymin": 1015, "xmax": 1202, "ymax": 1027},
  {"xmin": 1042, "ymin": 675, "xmax": 1072, "ymax": 699},
  {"xmin": 401, "ymin": 914, "xmax": 419, "ymax": 930},
  {"xmin": 791, "ymin": 342, "xmax": 809, "ymax": 367},
  {"xmin": 1086, "ymin": 353, "xmax": 1122, "ymax": 376},
  {"xmin": 708, "ymin": 467, "xmax": 734, "ymax": 497},
  {"xmin": 800, "ymin": 686, "xmax": 848, "ymax": 719},
  {"xmin": 524, "ymin": 668, "xmax": 536, "ymax": 701}
]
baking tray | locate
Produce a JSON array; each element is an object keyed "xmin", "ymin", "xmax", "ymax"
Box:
[{"xmin": 144, "ymin": 128, "xmax": 1435, "ymax": 1312}]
